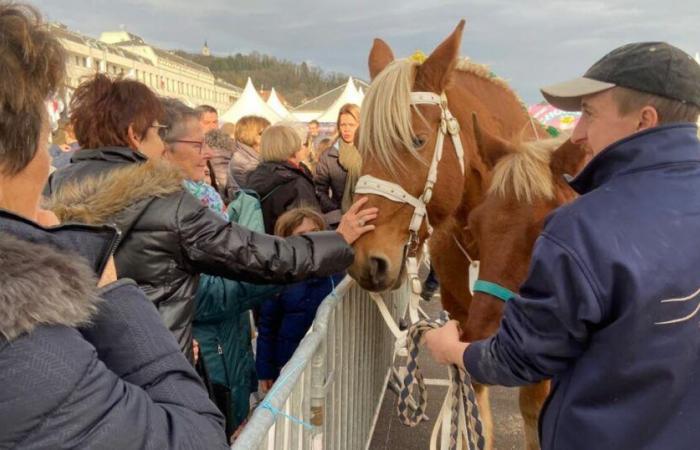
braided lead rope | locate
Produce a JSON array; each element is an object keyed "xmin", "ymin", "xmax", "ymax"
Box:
[{"xmin": 396, "ymin": 313, "xmax": 485, "ymax": 450}]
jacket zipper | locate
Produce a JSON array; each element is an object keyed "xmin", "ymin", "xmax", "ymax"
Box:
[{"xmin": 98, "ymin": 227, "xmax": 122, "ymax": 276}]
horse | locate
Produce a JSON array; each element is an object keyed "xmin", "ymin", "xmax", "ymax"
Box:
[
  {"xmin": 347, "ymin": 20, "xmax": 565, "ymax": 449},
  {"xmin": 467, "ymin": 123, "xmax": 588, "ymax": 448}
]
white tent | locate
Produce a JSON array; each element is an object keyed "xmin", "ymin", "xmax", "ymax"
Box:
[
  {"xmin": 266, "ymin": 88, "xmax": 291, "ymax": 118},
  {"xmin": 220, "ymin": 78, "xmax": 281, "ymax": 124},
  {"xmin": 314, "ymin": 76, "xmax": 365, "ymax": 123}
]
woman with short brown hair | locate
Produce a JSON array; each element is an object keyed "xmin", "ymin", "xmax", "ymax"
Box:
[{"xmin": 45, "ymin": 74, "xmax": 165, "ymax": 195}]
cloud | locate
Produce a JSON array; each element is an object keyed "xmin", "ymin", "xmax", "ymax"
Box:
[{"xmin": 30, "ymin": 0, "xmax": 700, "ymax": 104}]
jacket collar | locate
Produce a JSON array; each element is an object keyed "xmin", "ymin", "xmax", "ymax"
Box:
[
  {"xmin": 0, "ymin": 210, "xmax": 118, "ymax": 340},
  {"xmin": 71, "ymin": 146, "xmax": 148, "ymax": 164},
  {"xmin": 569, "ymin": 124, "xmax": 700, "ymax": 194},
  {"xmin": 0, "ymin": 209, "xmax": 120, "ymax": 275},
  {"xmin": 235, "ymin": 141, "xmax": 260, "ymax": 161},
  {"xmin": 49, "ymin": 161, "xmax": 184, "ymax": 235}
]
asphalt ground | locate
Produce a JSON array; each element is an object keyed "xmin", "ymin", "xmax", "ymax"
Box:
[{"xmin": 368, "ymin": 296, "xmax": 525, "ymax": 450}]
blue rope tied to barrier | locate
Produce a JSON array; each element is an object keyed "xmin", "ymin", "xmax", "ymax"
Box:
[{"xmin": 259, "ymin": 359, "xmax": 317, "ymax": 430}]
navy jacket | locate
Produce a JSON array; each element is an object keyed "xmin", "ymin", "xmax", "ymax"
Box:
[
  {"xmin": 0, "ymin": 210, "xmax": 227, "ymax": 449},
  {"xmin": 256, "ymin": 273, "xmax": 344, "ymax": 379},
  {"xmin": 464, "ymin": 124, "xmax": 700, "ymax": 450}
]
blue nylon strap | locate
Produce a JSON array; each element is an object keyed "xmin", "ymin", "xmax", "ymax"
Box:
[{"xmin": 472, "ymin": 280, "xmax": 516, "ymax": 302}]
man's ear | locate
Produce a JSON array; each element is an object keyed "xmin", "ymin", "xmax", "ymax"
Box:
[
  {"xmin": 637, "ymin": 106, "xmax": 659, "ymax": 131},
  {"xmin": 126, "ymin": 124, "xmax": 140, "ymax": 150}
]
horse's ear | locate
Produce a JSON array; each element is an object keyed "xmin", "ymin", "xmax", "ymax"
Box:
[
  {"xmin": 416, "ymin": 20, "xmax": 465, "ymax": 92},
  {"xmin": 550, "ymin": 139, "xmax": 588, "ymax": 178},
  {"xmin": 472, "ymin": 112, "xmax": 517, "ymax": 169},
  {"xmin": 369, "ymin": 39, "xmax": 395, "ymax": 80}
]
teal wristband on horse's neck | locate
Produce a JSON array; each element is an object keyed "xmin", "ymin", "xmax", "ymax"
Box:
[{"xmin": 473, "ymin": 280, "xmax": 516, "ymax": 302}]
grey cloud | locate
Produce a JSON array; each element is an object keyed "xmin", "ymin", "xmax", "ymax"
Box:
[{"xmin": 31, "ymin": 0, "xmax": 700, "ymax": 104}]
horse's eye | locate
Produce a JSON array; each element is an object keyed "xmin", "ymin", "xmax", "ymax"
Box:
[{"xmin": 412, "ymin": 136, "xmax": 426, "ymax": 150}]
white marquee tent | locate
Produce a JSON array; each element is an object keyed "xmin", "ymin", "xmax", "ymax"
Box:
[
  {"xmin": 314, "ymin": 76, "xmax": 365, "ymax": 123},
  {"xmin": 266, "ymin": 88, "xmax": 291, "ymax": 118},
  {"xmin": 220, "ymin": 78, "xmax": 281, "ymax": 124},
  {"xmin": 290, "ymin": 77, "xmax": 368, "ymax": 123}
]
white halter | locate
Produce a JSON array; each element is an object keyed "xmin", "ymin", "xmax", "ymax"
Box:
[{"xmin": 354, "ymin": 91, "xmax": 466, "ymax": 252}]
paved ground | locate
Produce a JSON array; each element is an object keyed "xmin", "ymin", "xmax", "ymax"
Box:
[{"xmin": 368, "ymin": 297, "xmax": 524, "ymax": 450}]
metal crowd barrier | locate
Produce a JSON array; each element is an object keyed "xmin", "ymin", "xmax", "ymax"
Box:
[{"xmin": 232, "ymin": 275, "xmax": 410, "ymax": 450}]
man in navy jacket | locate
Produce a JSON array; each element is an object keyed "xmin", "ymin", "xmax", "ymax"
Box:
[{"xmin": 425, "ymin": 42, "xmax": 700, "ymax": 449}]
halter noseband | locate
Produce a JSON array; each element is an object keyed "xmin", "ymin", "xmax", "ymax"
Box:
[{"xmin": 354, "ymin": 91, "xmax": 465, "ymax": 253}]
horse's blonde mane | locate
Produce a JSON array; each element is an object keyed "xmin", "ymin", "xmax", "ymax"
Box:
[
  {"xmin": 359, "ymin": 57, "xmax": 530, "ymax": 177},
  {"xmin": 454, "ymin": 59, "xmax": 514, "ymax": 93},
  {"xmin": 488, "ymin": 136, "xmax": 567, "ymax": 204},
  {"xmin": 358, "ymin": 59, "xmax": 419, "ymax": 175}
]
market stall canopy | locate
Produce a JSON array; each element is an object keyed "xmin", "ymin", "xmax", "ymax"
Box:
[
  {"xmin": 528, "ymin": 102, "xmax": 581, "ymax": 131},
  {"xmin": 221, "ymin": 78, "xmax": 282, "ymax": 124}
]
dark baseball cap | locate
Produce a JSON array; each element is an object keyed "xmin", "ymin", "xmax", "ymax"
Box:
[{"xmin": 541, "ymin": 42, "xmax": 700, "ymax": 111}]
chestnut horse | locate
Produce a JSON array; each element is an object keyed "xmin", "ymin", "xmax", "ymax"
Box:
[
  {"xmin": 468, "ymin": 126, "xmax": 588, "ymax": 448},
  {"xmin": 348, "ymin": 21, "xmax": 562, "ymax": 450}
]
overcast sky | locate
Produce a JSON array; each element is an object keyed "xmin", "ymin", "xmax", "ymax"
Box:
[{"xmin": 32, "ymin": 0, "xmax": 699, "ymax": 104}]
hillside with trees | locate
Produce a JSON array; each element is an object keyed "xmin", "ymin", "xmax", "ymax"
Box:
[{"xmin": 174, "ymin": 51, "xmax": 352, "ymax": 107}]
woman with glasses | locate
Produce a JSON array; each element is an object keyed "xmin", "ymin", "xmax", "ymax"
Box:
[
  {"xmin": 0, "ymin": 4, "xmax": 228, "ymax": 448},
  {"xmin": 47, "ymin": 78, "xmax": 378, "ymax": 363}
]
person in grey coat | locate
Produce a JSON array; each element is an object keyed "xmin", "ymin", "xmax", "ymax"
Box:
[
  {"xmin": 226, "ymin": 115, "xmax": 270, "ymax": 194},
  {"xmin": 0, "ymin": 4, "xmax": 227, "ymax": 447}
]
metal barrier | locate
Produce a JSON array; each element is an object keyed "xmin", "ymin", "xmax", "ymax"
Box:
[{"xmin": 232, "ymin": 276, "xmax": 410, "ymax": 450}]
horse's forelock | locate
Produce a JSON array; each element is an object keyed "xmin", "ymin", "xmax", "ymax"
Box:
[{"xmin": 359, "ymin": 59, "xmax": 421, "ymax": 176}]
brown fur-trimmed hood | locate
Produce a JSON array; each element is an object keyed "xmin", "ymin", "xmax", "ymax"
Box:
[
  {"xmin": 0, "ymin": 233, "xmax": 101, "ymax": 341},
  {"xmin": 48, "ymin": 161, "xmax": 185, "ymax": 225}
]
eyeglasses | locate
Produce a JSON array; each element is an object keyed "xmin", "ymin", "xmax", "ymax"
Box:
[
  {"xmin": 151, "ymin": 124, "xmax": 170, "ymax": 139},
  {"xmin": 168, "ymin": 139, "xmax": 205, "ymax": 153}
]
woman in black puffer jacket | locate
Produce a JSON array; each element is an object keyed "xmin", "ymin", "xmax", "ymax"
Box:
[
  {"xmin": 47, "ymin": 76, "xmax": 378, "ymax": 362},
  {"xmin": 247, "ymin": 123, "xmax": 322, "ymax": 233}
]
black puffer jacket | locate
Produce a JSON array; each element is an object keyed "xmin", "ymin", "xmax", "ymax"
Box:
[
  {"xmin": 47, "ymin": 148, "xmax": 354, "ymax": 361},
  {"xmin": 44, "ymin": 146, "xmax": 148, "ymax": 196},
  {"xmin": 0, "ymin": 210, "xmax": 227, "ymax": 449},
  {"xmin": 247, "ymin": 161, "xmax": 321, "ymax": 233}
]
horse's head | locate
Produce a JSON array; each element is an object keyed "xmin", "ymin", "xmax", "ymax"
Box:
[
  {"xmin": 463, "ymin": 118, "xmax": 588, "ymax": 339},
  {"xmin": 349, "ymin": 21, "xmax": 469, "ymax": 292}
]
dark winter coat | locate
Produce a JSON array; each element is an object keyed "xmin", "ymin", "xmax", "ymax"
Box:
[
  {"xmin": 314, "ymin": 143, "xmax": 346, "ymax": 217},
  {"xmin": 44, "ymin": 146, "xmax": 147, "ymax": 196},
  {"xmin": 0, "ymin": 210, "xmax": 227, "ymax": 449},
  {"xmin": 247, "ymin": 160, "xmax": 322, "ymax": 233},
  {"xmin": 256, "ymin": 273, "xmax": 344, "ymax": 380},
  {"xmin": 464, "ymin": 124, "xmax": 700, "ymax": 450},
  {"xmin": 45, "ymin": 148, "xmax": 354, "ymax": 362}
]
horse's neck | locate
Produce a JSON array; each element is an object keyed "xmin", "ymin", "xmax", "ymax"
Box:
[{"xmin": 446, "ymin": 70, "xmax": 543, "ymax": 224}]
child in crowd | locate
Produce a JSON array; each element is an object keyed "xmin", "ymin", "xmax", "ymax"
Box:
[{"xmin": 256, "ymin": 207, "xmax": 345, "ymax": 392}]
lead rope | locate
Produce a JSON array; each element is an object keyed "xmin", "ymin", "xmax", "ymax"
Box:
[{"xmin": 395, "ymin": 311, "xmax": 485, "ymax": 450}]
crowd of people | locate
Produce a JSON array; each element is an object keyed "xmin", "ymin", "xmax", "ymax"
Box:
[
  {"xmin": 3, "ymin": 1, "xmax": 700, "ymax": 450},
  {"xmin": 0, "ymin": 3, "xmax": 376, "ymax": 447}
]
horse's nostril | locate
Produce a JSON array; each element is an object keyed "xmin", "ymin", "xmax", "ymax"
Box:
[{"xmin": 369, "ymin": 256, "xmax": 389, "ymax": 286}]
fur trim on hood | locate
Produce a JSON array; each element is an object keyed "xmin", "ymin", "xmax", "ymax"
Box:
[
  {"xmin": 0, "ymin": 233, "xmax": 101, "ymax": 341},
  {"xmin": 48, "ymin": 161, "xmax": 185, "ymax": 225}
]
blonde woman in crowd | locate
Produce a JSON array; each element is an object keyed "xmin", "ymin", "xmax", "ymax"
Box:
[{"xmin": 226, "ymin": 115, "xmax": 270, "ymax": 192}]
